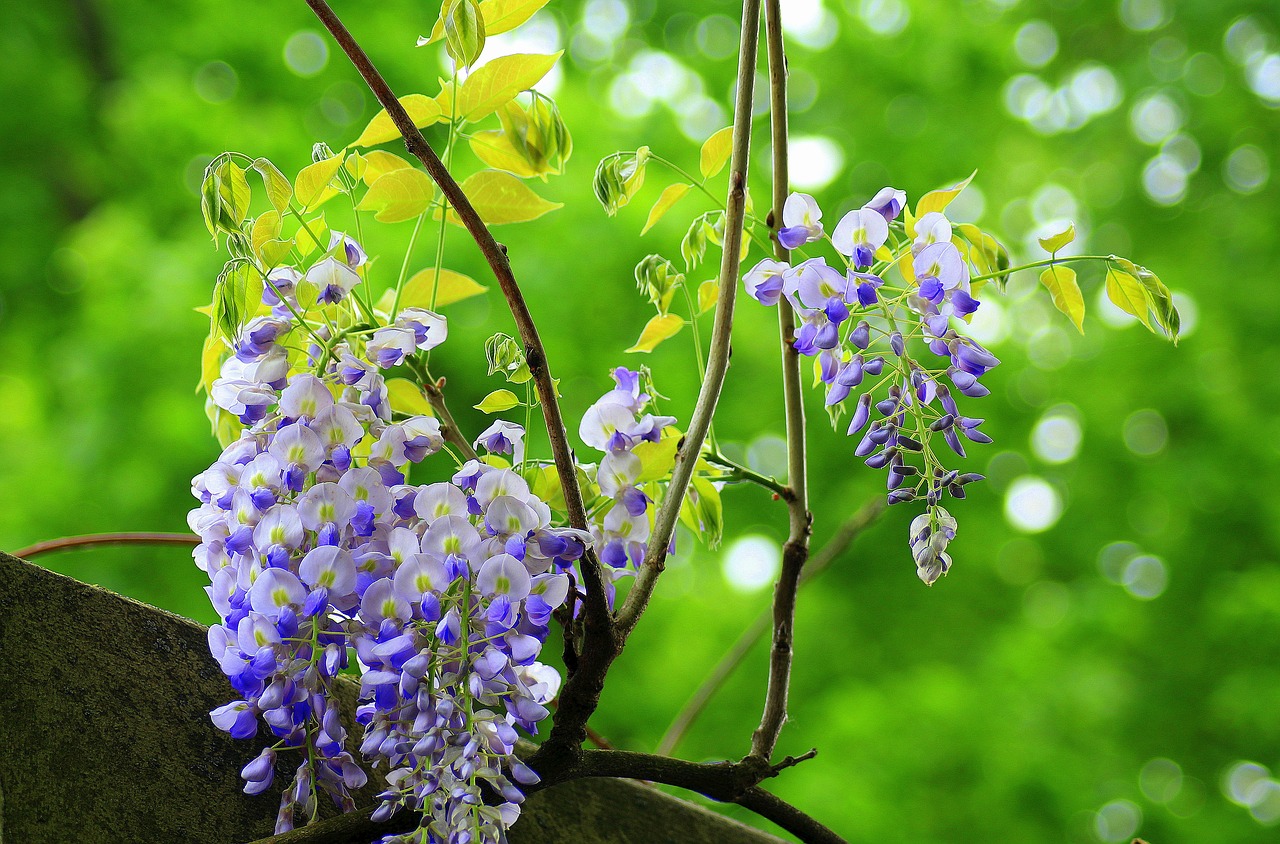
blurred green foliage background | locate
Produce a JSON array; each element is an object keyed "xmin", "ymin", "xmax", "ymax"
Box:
[{"xmin": 3, "ymin": 0, "xmax": 1279, "ymax": 841}]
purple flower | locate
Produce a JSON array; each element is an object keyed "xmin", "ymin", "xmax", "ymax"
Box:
[
  {"xmin": 778, "ymin": 193, "xmax": 824, "ymax": 248},
  {"xmin": 743, "ymin": 258, "xmax": 788, "ymax": 306},
  {"xmin": 833, "ymin": 207, "xmax": 889, "ymax": 269}
]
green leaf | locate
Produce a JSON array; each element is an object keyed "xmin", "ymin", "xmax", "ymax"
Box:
[
  {"xmin": 642, "ymin": 183, "xmax": 692, "ymax": 235},
  {"xmin": 424, "ymin": 0, "xmax": 550, "ymax": 42},
  {"xmin": 357, "ymin": 168, "xmax": 435, "ymax": 223},
  {"xmin": 1039, "ymin": 266, "xmax": 1085, "ymax": 334},
  {"xmin": 626, "ymin": 313, "xmax": 684, "ymax": 353},
  {"xmin": 199, "ymin": 333, "xmax": 226, "ymax": 394},
  {"xmin": 251, "ymin": 159, "xmax": 293, "ymax": 214},
  {"xmin": 251, "ymin": 211, "xmax": 281, "ymax": 261},
  {"xmin": 218, "ymin": 161, "xmax": 252, "ymax": 226},
  {"xmin": 699, "ymin": 126, "xmax": 733, "ymax": 179},
  {"xmin": 450, "ymin": 169, "xmax": 562, "ymax": 225},
  {"xmin": 679, "ymin": 475, "xmax": 723, "ymax": 549},
  {"xmin": 295, "ymin": 154, "xmax": 346, "ymax": 210},
  {"xmin": 914, "ymin": 170, "xmax": 976, "ymax": 218},
  {"xmin": 1105, "ymin": 265, "xmax": 1153, "ymax": 329},
  {"xmin": 475, "ymin": 389, "xmax": 521, "ymax": 413},
  {"xmin": 351, "ymin": 95, "xmax": 444, "ymax": 148},
  {"xmin": 386, "ymin": 378, "xmax": 435, "ymax": 417},
  {"xmin": 211, "ymin": 262, "xmax": 255, "ymax": 342},
  {"xmin": 444, "ymin": 0, "xmax": 486, "ymax": 68},
  {"xmin": 456, "ymin": 52, "xmax": 561, "ymax": 123},
  {"xmin": 1037, "ymin": 223, "xmax": 1076, "ymax": 254}
]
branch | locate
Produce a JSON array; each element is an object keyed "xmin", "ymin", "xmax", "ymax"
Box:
[
  {"xmin": 615, "ymin": 0, "xmax": 762, "ymax": 636},
  {"xmin": 573, "ymin": 750, "xmax": 844, "ymax": 844},
  {"xmin": 656, "ymin": 497, "xmax": 885, "ymax": 756},
  {"xmin": 11, "ymin": 532, "xmax": 199, "ymax": 560},
  {"xmin": 304, "ymin": 0, "xmax": 609, "ymax": 633},
  {"xmin": 404, "ymin": 358, "xmax": 478, "ymax": 461},
  {"xmin": 750, "ymin": 0, "xmax": 810, "ymax": 763}
]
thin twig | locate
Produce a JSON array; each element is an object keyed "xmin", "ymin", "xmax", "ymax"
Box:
[
  {"xmin": 750, "ymin": 0, "xmax": 811, "ymax": 763},
  {"xmin": 304, "ymin": 0, "xmax": 609, "ymax": 633},
  {"xmin": 404, "ymin": 358, "xmax": 479, "ymax": 461},
  {"xmin": 615, "ymin": 0, "xmax": 761, "ymax": 637},
  {"xmin": 657, "ymin": 497, "xmax": 885, "ymax": 756},
  {"xmin": 11, "ymin": 532, "xmax": 200, "ymax": 560}
]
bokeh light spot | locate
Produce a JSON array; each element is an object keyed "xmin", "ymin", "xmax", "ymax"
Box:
[
  {"xmin": 1004, "ymin": 476, "xmax": 1063, "ymax": 533},
  {"xmin": 722, "ymin": 536, "xmax": 781, "ymax": 593},
  {"xmin": 284, "ymin": 31, "xmax": 329, "ymax": 77}
]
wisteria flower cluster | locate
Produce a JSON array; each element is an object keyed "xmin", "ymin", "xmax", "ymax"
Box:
[
  {"xmin": 743, "ymin": 188, "xmax": 998, "ymax": 584},
  {"xmin": 191, "ymin": 228, "xmax": 595, "ymax": 842}
]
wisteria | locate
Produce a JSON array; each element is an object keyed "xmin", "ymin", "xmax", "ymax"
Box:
[
  {"xmin": 191, "ymin": 227, "xmax": 593, "ymax": 842},
  {"xmin": 742, "ymin": 188, "xmax": 998, "ymax": 584}
]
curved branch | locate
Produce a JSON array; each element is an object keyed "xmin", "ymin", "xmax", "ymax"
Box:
[
  {"xmin": 304, "ymin": 0, "xmax": 609, "ymax": 632},
  {"xmin": 615, "ymin": 0, "xmax": 762, "ymax": 636},
  {"xmin": 12, "ymin": 532, "xmax": 199, "ymax": 560},
  {"xmin": 657, "ymin": 497, "xmax": 885, "ymax": 756},
  {"xmin": 751, "ymin": 0, "xmax": 811, "ymax": 763}
]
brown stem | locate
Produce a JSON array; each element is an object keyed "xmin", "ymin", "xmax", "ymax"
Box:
[
  {"xmin": 11, "ymin": 532, "xmax": 199, "ymax": 560},
  {"xmin": 750, "ymin": 0, "xmax": 811, "ymax": 763},
  {"xmin": 304, "ymin": 0, "xmax": 609, "ymax": 633},
  {"xmin": 657, "ymin": 497, "xmax": 884, "ymax": 756}
]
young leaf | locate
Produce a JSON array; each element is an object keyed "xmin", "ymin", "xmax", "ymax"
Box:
[
  {"xmin": 679, "ymin": 475, "xmax": 723, "ymax": 548},
  {"xmin": 633, "ymin": 435, "xmax": 680, "ymax": 483},
  {"xmin": 455, "ymin": 52, "xmax": 561, "ymax": 123},
  {"xmin": 217, "ymin": 161, "xmax": 253, "ymax": 227},
  {"xmin": 1037, "ymin": 222, "xmax": 1076, "ymax": 254},
  {"xmin": 1039, "ymin": 265, "xmax": 1085, "ymax": 334},
  {"xmin": 625, "ymin": 313, "xmax": 684, "ymax": 353},
  {"xmin": 1105, "ymin": 265, "xmax": 1153, "ymax": 329},
  {"xmin": 475, "ymin": 389, "xmax": 521, "ymax": 413},
  {"xmin": 251, "ymin": 159, "xmax": 293, "ymax": 214},
  {"xmin": 199, "ymin": 333, "xmax": 226, "ymax": 395},
  {"xmin": 360, "ymin": 150, "xmax": 414, "ymax": 186},
  {"xmin": 469, "ymin": 130, "xmax": 541, "ymax": 178},
  {"xmin": 699, "ymin": 126, "xmax": 733, "ymax": 179},
  {"xmin": 251, "ymin": 211, "xmax": 282, "ymax": 262},
  {"xmin": 449, "ymin": 170, "xmax": 562, "ymax": 225},
  {"xmin": 697, "ymin": 279, "xmax": 719, "ymax": 314},
  {"xmin": 444, "ymin": 0, "xmax": 486, "ymax": 68},
  {"xmin": 295, "ymin": 154, "xmax": 346, "ymax": 210},
  {"xmin": 351, "ymin": 95, "xmax": 444, "ymax": 148},
  {"xmin": 386, "ymin": 378, "xmax": 436, "ymax": 417},
  {"xmin": 914, "ymin": 170, "xmax": 977, "ymax": 219},
  {"xmin": 423, "ymin": 0, "xmax": 550, "ymax": 42},
  {"xmin": 642, "ymin": 184, "xmax": 692, "ymax": 234},
  {"xmin": 356, "ymin": 168, "xmax": 435, "ymax": 223},
  {"xmin": 381, "ymin": 268, "xmax": 489, "ymax": 311}
]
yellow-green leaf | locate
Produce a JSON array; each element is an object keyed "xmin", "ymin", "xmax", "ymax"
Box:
[
  {"xmin": 915, "ymin": 170, "xmax": 976, "ymax": 218},
  {"xmin": 469, "ymin": 130, "xmax": 541, "ymax": 178},
  {"xmin": 699, "ymin": 126, "xmax": 733, "ymax": 179},
  {"xmin": 218, "ymin": 161, "xmax": 252, "ymax": 227},
  {"xmin": 633, "ymin": 435, "xmax": 680, "ymax": 483},
  {"xmin": 351, "ymin": 95, "xmax": 444, "ymax": 148},
  {"xmin": 625, "ymin": 313, "xmax": 684, "ymax": 353},
  {"xmin": 251, "ymin": 159, "xmax": 293, "ymax": 214},
  {"xmin": 449, "ymin": 170, "xmax": 562, "ymax": 225},
  {"xmin": 529, "ymin": 464, "xmax": 565, "ymax": 511},
  {"xmin": 455, "ymin": 52, "xmax": 561, "ymax": 123},
  {"xmin": 378, "ymin": 268, "xmax": 489, "ymax": 313},
  {"xmin": 357, "ymin": 168, "xmax": 435, "ymax": 223},
  {"xmin": 475, "ymin": 389, "xmax": 521, "ymax": 413},
  {"xmin": 199, "ymin": 334, "xmax": 226, "ymax": 394},
  {"xmin": 251, "ymin": 211, "xmax": 281, "ymax": 261},
  {"xmin": 1038, "ymin": 223, "xmax": 1076, "ymax": 254},
  {"xmin": 1105, "ymin": 266, "xmax": 1152, "ymax": 328},
  {"xmin": 1039, "ymin": 266, "xmax": 1085, "ymax": 334},
  {"xmin": 386, "ymin": 378, "xmax": 435, "ymax": 417},
  {"xmin": 294, "ymin": 213, "xmax": 328, "ymax": 257},
  {"xmin": 423, "ymin": 0, "xmax": 551, "ymax": 43},
  {"xmin": 360, "ymin": 150, "xmax": 414, "ymax": 186},
  {"xmin": 642, "ymin": 183, "xmax": 692, "ymax": 235},
  {"xmin": 697, "ymin": 279, "xmax": 718, "ymax": 314},
  {"xmin": 295, "ymin": 154, "xmax": 346, "ymax": 210},
  {"xmin": 260, "ymin": 238, "xmax": 295, "ymax": 269}
]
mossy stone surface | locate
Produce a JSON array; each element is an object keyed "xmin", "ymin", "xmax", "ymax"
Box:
[{"xmin": 0, "ymin": 553, "xmax": 781, "ymax": 843}]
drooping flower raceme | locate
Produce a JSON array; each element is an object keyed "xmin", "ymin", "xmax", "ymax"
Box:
[
  {"xmin": 194, "ymin": 231, "xmax": 589, "ymax": 844},
  {"xmin": 742, "ymin": 187, "xmax": 997, "ymax": 584}
]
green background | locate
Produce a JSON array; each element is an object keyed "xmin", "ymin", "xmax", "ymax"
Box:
[{"xmin": 2, "ymin": 0, "xmax": 1277, "ymax": 841}]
